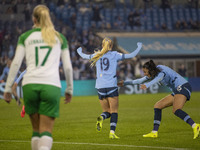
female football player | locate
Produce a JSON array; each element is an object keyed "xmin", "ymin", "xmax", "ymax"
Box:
[
  {"xmin": 77, "ymin": 37, "xmax": 142, "ymax": 139},
  {"xmin": 4, "ymin": 5, "xmax": 73, "ymax": 150},
  {"xmin": 118, "ymin": 60, "xmax": 199, "ymax": 139}
]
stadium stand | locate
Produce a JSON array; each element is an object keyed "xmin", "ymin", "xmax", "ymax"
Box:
[{"xmin": 0, "ymin": 0, "xmax": 200, "ymax": 81}]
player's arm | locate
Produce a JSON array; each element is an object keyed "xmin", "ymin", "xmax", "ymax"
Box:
[
  {"xmin": 61, "ymin": 48, "xmax": 73, "ymax": 103},
  {"xmin": 118, "ymin": 76, "xmax": 149, "ymax": 87},
  {"xmin": 123, "ymin": 42, "xmax": 142, "ymax": 60},
  {"xmin": 141, "ymin": 72, "xmax": 165, "ymax": 89},
  {"xmin": 77, "ymin": 47, "xmax": 93, "ymax": 60},
  {"xmin": 4, "ymin": 45, "xmax": 25, "ymax": 103}
]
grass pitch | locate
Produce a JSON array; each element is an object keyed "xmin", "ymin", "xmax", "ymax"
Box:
[{"xmin": 0, "ymin": 92, "xmax": 200, "ymax": 150}]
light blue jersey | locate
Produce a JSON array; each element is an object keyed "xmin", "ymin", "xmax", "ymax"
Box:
[
  {"xmin": 125, "ymin": 65, "xmax": 188, "ymax": 92},
  {"xmin": 151, "ymin": 65, "xmax": 188, "ymax": 91},
  {"xmin": 77, "ymin": 42, "xmax": 142, "ymax": 89},
  {"xmin": 95, "ymin": 51, "xmax": 123, "ymax": 89}
]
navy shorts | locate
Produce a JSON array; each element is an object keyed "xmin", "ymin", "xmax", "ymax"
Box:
[
  {"xmin": 171, "ymin": 82, "xmax": 192, "ymax": 101},
  {"xmin": 97, "ymin": 87, "xmax": 119, "ymax": 100}
]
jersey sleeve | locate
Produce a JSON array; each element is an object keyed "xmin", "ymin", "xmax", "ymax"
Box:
[
  {"xmin": 144, "ymin": 72, "xmax": 165, "ymax": 88},
  {"xmin": 61, "ymin": 50, "xmax": 73, "ymax": 95},
  {"xmin": 4, "ymin": 45, "xmax": 25, "ymax": 92},
  {"xmin": 59, "ymin": 33, "xmax": 68, "ymax": 50},
  {"xmin": 115, "ymin": 52, "xmax": 124, "ymax": 61},
  {"xmin": 17, "ymin": 34, "xmax": 26, "ymax": 47},
  {"xmin": 124, "ymin": 76, "xmax": 149, "ymax": 85}
]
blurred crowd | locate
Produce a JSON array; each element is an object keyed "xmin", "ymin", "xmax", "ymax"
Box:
[{"xmin": 0, "ymin": 0, "xmax": 195, "ymax": 82}]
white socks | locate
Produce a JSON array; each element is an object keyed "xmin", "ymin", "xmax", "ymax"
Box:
[
  {"xmin": 192, "ymin": 123, "xmax": 196, "ymax": 128},
  {"xmin": 38, "ymin": 136, "xmax": 53, "ymax": 150},
  {"xmin": 110, "ymin": 130, "xmax": 115, "ymax": 134},
  {"xmin": 31, "ymin": 137, "xmax": 40, "ymax": 150}
]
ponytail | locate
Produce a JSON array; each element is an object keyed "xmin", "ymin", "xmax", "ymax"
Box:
[
  {"xmin": 33, "ymin": 5, "xmax": 62, "ymax": 47},
  {"xmin": 90, "ymin": 37, "xmax": 113, "ymax": 67}
]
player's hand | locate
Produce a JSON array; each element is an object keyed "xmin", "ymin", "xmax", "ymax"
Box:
[
  {"xmin": 4, "ymin": 92, "xmax": 12, "ymax": 103},
  {"xmin": 77, "ymin": 47, "xmax": 82, "ymax": 54},
  {"xmin": 137, "ymin": 42, "xmax": 142, "ymax": 48},
  {"xmin": 64, "ymin": 93, "xmax": 72, "ymax": 104},
  {"xmin": 0, "ymin": 80, "xmax": 4, "ymax": 83},
  {"xmin": 117, "ymin": 80, "xmax": 124, "ymax": 87},
  {"xmin": 140, "ymin": 84, "xmax": 147, "ymax": 90}
]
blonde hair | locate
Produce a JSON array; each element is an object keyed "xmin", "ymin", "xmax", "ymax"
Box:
[
  {"xmin": 33, "ymin": 5, "xmax": 62, "ymax": 47},
  {"xmin": 90, "ymin": 37, "xmax": 113, "ymax": 67}
]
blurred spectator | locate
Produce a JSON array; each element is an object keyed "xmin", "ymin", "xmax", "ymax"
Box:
[
  {"xmin": 134, "ymin": 56, "xmax": 143, "ymax": 78},
  {"xmin": 175, "ymin": 20, "xmax": 181, "ymax": 30},
  {"xmin": 161, "ymin": 23, "xmax": 168, "ymax": 31},
  {"xmin": 161, "ymin": 0, "xmax": 171, "ymax": 9},
  {"xmin": 69, "ymin": 0, "xmax": 76, "ymax": 8},
  {"xmin": 23, "ymin": 4, "xmax": 31, "ymax": 22},
  {"xmin": 143, "ymin": 0, "xmax": 153, "ymax": 10},
  {"xmin": 180, "ymin": 20, "xmax": 188, "ymax": 30},
  {"xmin": 6, "ymin": 6, "xmax": 14, "ymax": 14},
  {"xmin": 0, "ymin": 59, "xmax": 12, "ymax": 82},
  {"xmin": 73, "ymin": 66, "xmax": 80, "ymax": 80},
  {"xmin": 59, "ymin": 67, "xmax": 65, "ymax": 80},
  {"xmin": 134, "ymin": 18, "xmax": 141, "ymax": 27},
  {"xmin": 187, "ymin": 0, "xmax": 199, "ymax": 9},
  {"xmin": 57, "ymin": 0, "xmax": 65, "ymax": 7},
  {"xmin": 174, "ymin": 20, "xmax": 188, "ymax": 30},
  {"xmin": 178, "ymin": 64, "xmax": 187, "ymax": 77},
  {"xmin": 70, "ymin": 13, "xmax": 76, "ymax": 30},
  {"xmin": 113, "ymin": 16, "xmax": 125, "ymax": 30},
  {"xmin": 153, "ymin": 23, "xmax": 160, "ymax": 31},
  {"xmin": 92, "ymin": 4, "xmax": 102, "ymax": 24},
  {"xmin": 127, "ymin": 11, "xmax": 134, "ymax": 29}
]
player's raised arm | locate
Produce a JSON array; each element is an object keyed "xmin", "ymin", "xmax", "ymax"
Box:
[
  {"xmin": 123, "ymin": 42, "xmax": 142, "ymax": 59},
  {"xmin": 77, "ymin": 47, "xmax": 92, "ymax": 60}
]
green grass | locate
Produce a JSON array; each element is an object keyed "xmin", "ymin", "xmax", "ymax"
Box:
[{"xmin": 0, "ymin": 92, "xmax": 200, "ymax": 150}]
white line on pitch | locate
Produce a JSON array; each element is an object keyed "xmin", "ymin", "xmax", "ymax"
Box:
[{"xmin": 0, "ymin": 140, "xmax": 188, "ymax": 150}]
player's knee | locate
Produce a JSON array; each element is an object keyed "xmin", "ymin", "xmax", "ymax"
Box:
[{"xmin": 154, "ymin": 102, "xmax": 161, "ymax": 109}]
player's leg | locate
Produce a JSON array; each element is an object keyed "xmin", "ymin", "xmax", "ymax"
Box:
[
  {"xmin": 37, "ymin": 84, "xmax": 61, "ymax": 150},
  {"xmin": 38, "ymin": 115, "xmax": 55, "ymax": 150},
  {"xmin": 143, "ymin": 94, "xmax": 173, "ymax": 138},
  {"xmin": 22, "ymin": 84, "xmax": 40, "ymax": 150},
  {"xmin": 96, "ymin": 98, "xmax": 111, "ymax": 132},
  {"xmin": 99, "ymin": 98, "xmax": 111, "ymax": 119},
  {"xmin": 108, "ymin": 96, "xmax": 119, "ymax": 139},
  {"xmin": 173, "ymin": 83, "xmax": 199, "ymax": 139},
  {"xmin": 29, "ymin": 113, "xmax": 40, "ymax": 150},
  {"xmin": 173, "ymin": 94, "xmax": 199, "ymax": 139},
  {"xmin": 96, "ymin": 88, "xmax": 111, "ymax": 132}
]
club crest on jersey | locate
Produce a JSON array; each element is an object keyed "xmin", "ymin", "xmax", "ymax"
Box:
[{"xmin": 177, "ymin": 85, "xmax": 182, "ymax": 92}]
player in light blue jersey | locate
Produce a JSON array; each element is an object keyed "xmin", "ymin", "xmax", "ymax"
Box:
[
  {"xmin": 12, "ymin": 69, "xmax": 27, "ymax": 116},
  {"xmin": 77, "ymin": 37, "xmax": 142, "ymax": 139},
  {"xmin": 118, "ymin": 60, "xmax": 199, "ymax": 139}
]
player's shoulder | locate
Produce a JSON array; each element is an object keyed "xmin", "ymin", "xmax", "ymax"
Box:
[
  {"xmin": 58, "ymin": 32, "xmax": 66, "ymax": 40},
  {"xmin": 20, "ymin": 28, "xmax": 41, "ymax": 39},
  {"xmin": 107, "ymin": 51, "xmax": 118, "ymax": 55},
  {"xmin": 157, "ymin": 65, "xmax": 167, "ymax": 70}
]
